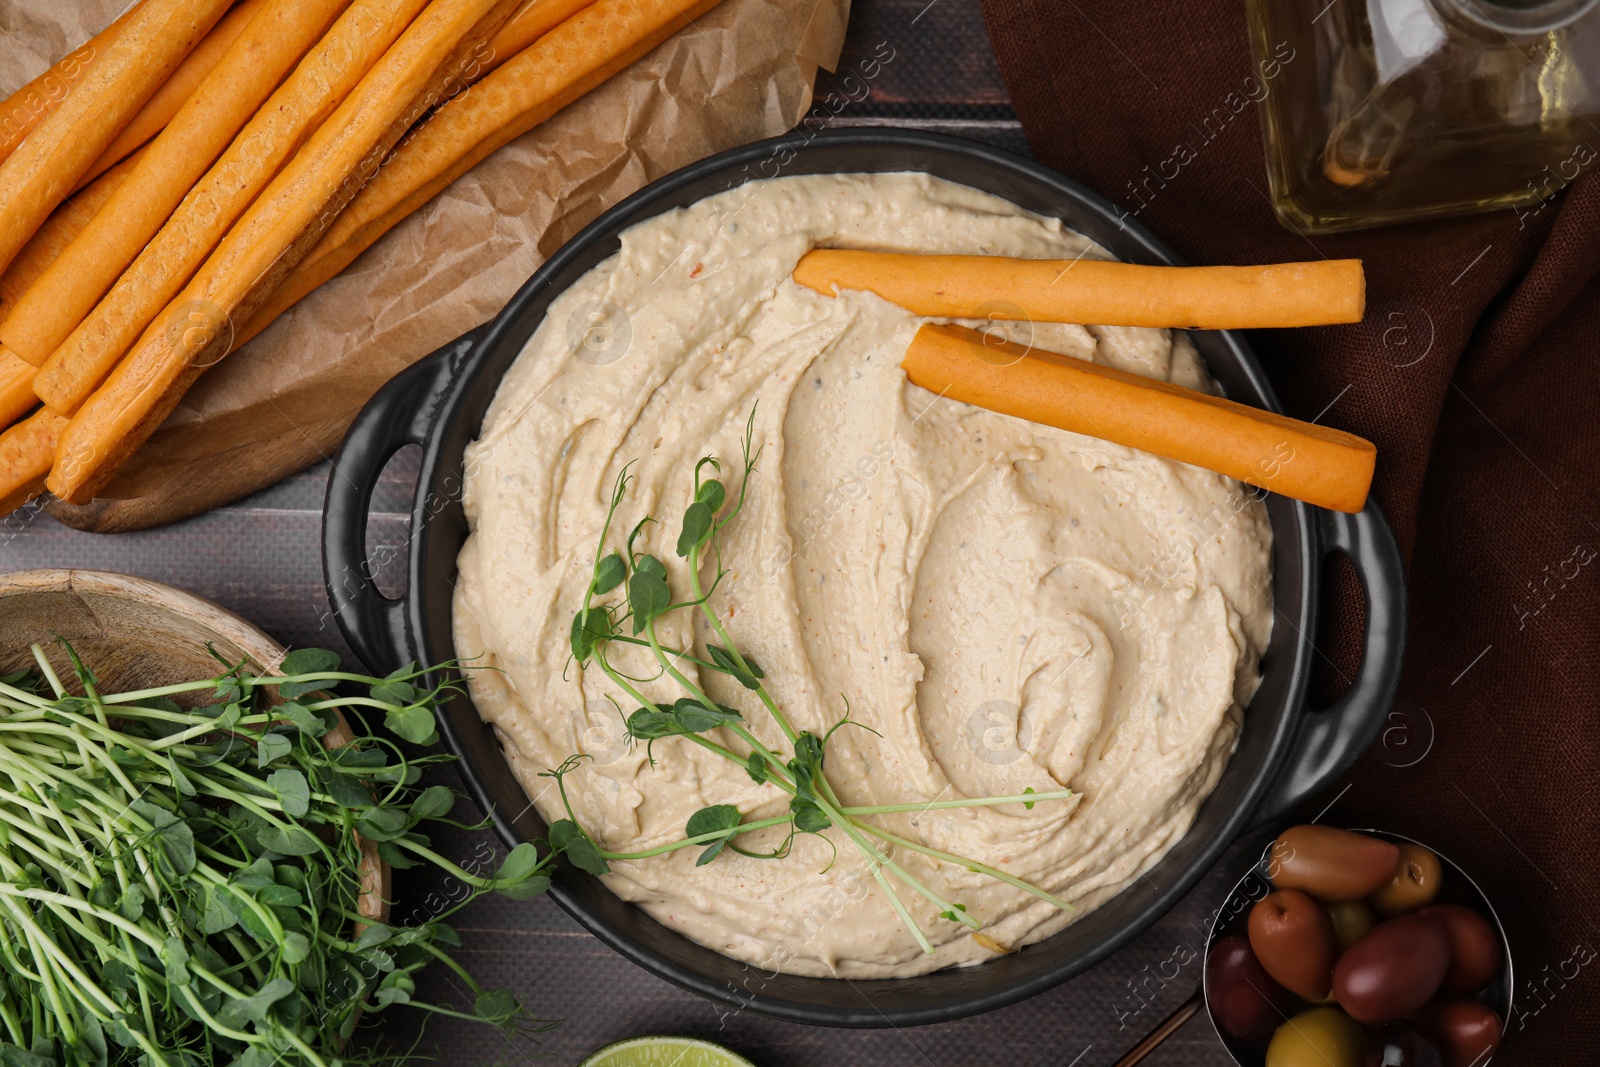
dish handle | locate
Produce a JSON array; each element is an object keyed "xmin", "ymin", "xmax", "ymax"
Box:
[
  {"xmin": 322, "ymin": 327, "xmax": 487, "ymax": 674},
  {"xmin": 1253, "ymin": 501, "xmax": 1407, "ymax": 825}
]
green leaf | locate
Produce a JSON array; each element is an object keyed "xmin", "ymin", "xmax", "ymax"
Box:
[
  {"xmin": 332, "ymin": 746, "xmax": 386, "ymax": 769},
  {"xmin": 676, "ymin": 500, "xmax": 714, "ymax": 557},
  {"xmin": 256, "ymin": 884, "xmax": 301, "ymax": 908},
  {"xmin": 496, "ymin": 873, "xmax": 550, "ymax": 901},
  {"xmin": 409, "ymin": 785, "xmax": 454, "ymax": 822},
  {"xmin": 267, "ymin": 768, "xmax": 310, "ymax": 818},
  {"xmin": 162, "ymin": 937, "xmax": 190, "ymax": 988},
  {"xmin": 626, "ymin": 706, "xmax": 678, "ymax": 740},
  {"xmin": 324, "ymin": 773, "xmax": 372, "ymax": 809},
  {"xmin": 793, "ymin": 731, "xmax": 824, "ymax": 769},
  {"xmin": 592, "ymin": 552, "xmax": 627, "ymax": 594},
  {"xmin": 117, "ymin": 884, "xmax": 145, "ymax": 922},
  {"xmin": 255, "ymin": 732, "xmax": 292, "ymax": 768},
  {"xmin": 627, "ymin": 571, "xmax": 671, "ymax": 634},
  {"xmin": 102, "ymin": 959, "xmax": 135, "ymax": 995},
  {"xmin": 384, "ymin": 703, "xmax": 438, "ymax": 745},
  {"xmin": 685, "ymin": 804, "xmax": 742, "ymax": 866},
  {"xmin": 355, "ymin": 807, "xmax": 410, "ymax": 842},
  {"xmin": 634, "ymin": 554, "xmax": 668, "ymax": 580},
  {"xmin": 671, "ymin": 698, "xmax": 740, "ymax": 734},
  {"xmin": 277, "ymin": 701, "xmax": 331, "ymax": 736},
  {"xmin": 376, "ymin": 841, "xmax": 419, "ymax": 869},
  {"xmin": 369, "ymin": 679, "xmax": 416, "ymax": 707},
  {"xmin": 257, "ymin": 825, "xmax": 321, "ymax": 857},
  {"xmin": 372, "ymin": 761, "xmax": 422, "ymax": 786},
  {"xmin": 548, "ymin": 820, "xmax": 610, "ymax": 876},
  {"xmin": 0, "ymin": 1043, "xmax": 54, "ymax": 1067},
  {"xmin": 708, "ymin": 644, "xmax": 764, "ymax": 690},
  {"xmin": 215, "ymin": 977, "xmax": 293, "ymax": 1028},
  {"xmin": 697, "ymin": 478, "xmax": 727, "ymax": 513},
  {"xmin": 373, "ymin": 969, "xmax": 415, "ymax": 1008},
  {"xmin": 203, "ymin": 887, "xmax": 237, "ymax": 934},
  {"xmin": 790, "ymin": 796, "xmax": 831, "ymax": 834},
  {"xmin": 356, "ymin": 923, "xmax": 393, "ymax": 949},
  {"xmin": 277, "ymin": 649, "xmax": 340, "ymax": 697},
  {"xmin": 495, "ymin": 842, "xmax": 543, "ymax": 883},
  {"xmin": 746, "ymin": 751, "xmax": 769, "ymax": 785},
  {"xmin": 474, "ymin": 988, "xmax": 519, "ymax": 1032},
  {"xmin": 135, "ymin": 805, "xmax": 195, "ymax": 876},
  {"xmin": 1023, "ymin": 786, "xmax": 1037, "ymax": 811},
  {"xmin": 280, "ymin": 931, "xmax": 311, "ymax": 965},
  {"xmin": 570, "ymin": 606, "xmax": 612, "ymax": 662}
]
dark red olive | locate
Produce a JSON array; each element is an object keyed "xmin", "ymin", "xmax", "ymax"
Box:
[
  {"xmin": 1333, "ymin": 913, "xmax": 1451, "ymax": 1023},
  {"xmin": 1206, "ymin": 934, "xmax": 1294, "ymax": 1046},
  {"xmin": 1364, "ymin": 1021, "xmax": 1443, "ymax": 1067},
  {"xmin": 1423, "ymin": 1000, "xmax": 1502, "ymax": 1067},
  {"xmin": 1421, "ymin": 905, "xmax": 1501, "ymax": 994},
  {"xmin": 1250, "ymin": 889, "xmax": 1340, "ymax": 1000},
  {"xmin": 1271, "ymin": 826, "xmax": 1401, "ymax": 902}
]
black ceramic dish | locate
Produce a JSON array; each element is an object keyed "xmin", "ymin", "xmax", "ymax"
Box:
[
  {"xmin": 321, "ymin": 129, "xmax": 1407, "ymax": 1027},
  {"xmin": 1204, "ymin": 830, "xmax": 1513, "ymax": 1065}
]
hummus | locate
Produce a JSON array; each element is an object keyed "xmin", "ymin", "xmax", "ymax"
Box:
[{"xmin": 454, "ymin": 172, "xmax": 1274, "ymax": 978}]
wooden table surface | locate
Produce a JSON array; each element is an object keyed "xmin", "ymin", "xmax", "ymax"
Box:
[{"xmin": 0, "ymin": 2, "xmax": 1259, "ymax": 1063}]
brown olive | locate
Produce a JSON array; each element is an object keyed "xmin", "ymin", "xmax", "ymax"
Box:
[
  {"xmin": 1333, "ymin": 912, "xmax": 1451, "ymax": 1023},
  {"xmin": 1423, "ymin": 1000, "xmax": 1502, "ymax": 1067},
  {"xmin": 1250, "ymin": 889, "xmax": 1340, "ymax": 1000},
  {"xmin": 1270, "ymin": 825, "xmax": 1401, "ymax": 902},
  {"xmin": 1421, "ymin": 904, "xmax": 1501, "ymax": 994},
  {"xmin": 1265, "ymin": 1006, "xmax": 1367, "ymax": 1067},
  {"xmin": 1327, "ymin": 899, "xmax": 1376, "ymax": 949},
  {"xmin": 1369, "ymin": 843, "xmax": 1443, "ymax": 916}
]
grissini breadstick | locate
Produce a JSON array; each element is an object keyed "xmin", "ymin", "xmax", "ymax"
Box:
[
  {"xmin": 0, "ymin": 3, "xmax": 143, "ymax": 168},
  {"xmin": 0, "ymin": 155, "xmax": 141, "ymax": 430},
  {"xmin": 794, "ymin": 251, "xmax": 1367, "ymax": 330},
  {"xmin": 0, "ymin": 407, "xmax": 65, "ymax": 515},
  {"xmin": 74, "ymin": 0, "xmax": 274, "ymax": 190},
  {"xmin": 32, "ymin": 0, "xmax": 431, "ymax": 405},
  {"xmin": 236, "ymin": 0, "xmax": 724, "ymax": 347},
  {"xmin": 0, "ymin": 0, "xmax": 235, "ymax": 277},
  {"xmin": 0, "ymin": 351, "xmax": 38, "ymax": 431},
  {"xmin": 51, "ymin": 0, "xmax": 525, "ymax": 504},
  {"xmin": 0, "ymin": 147, "xmax": 143, "ymax": 315},
  {"xmin": 0, "ymin": 0, "xmax": 354, "ymax": 366},
  {"xmin": 901, "ymin": 323, "xmax": 1376, "ymax": 513},
  {"xmin": 483, "ymin": 0, "xmax": 599, "ymax": 69}
]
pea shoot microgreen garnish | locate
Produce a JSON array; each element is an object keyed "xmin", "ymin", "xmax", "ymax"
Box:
[
  {"xmin": 0, "ymin": 643, "xmax": 554, "ymax": 1067},
  {"xmin": 561, "ymin": 410, "xmax": 1074, "ymax": 956}
]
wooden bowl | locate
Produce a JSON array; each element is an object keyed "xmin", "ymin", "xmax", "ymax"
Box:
[{"xmin": 0, "ymin": 568, "xmax": 389, "ymax": 923}]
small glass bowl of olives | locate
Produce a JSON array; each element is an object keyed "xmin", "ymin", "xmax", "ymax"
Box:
[{"xmin": 1203, "ymin": 826, "xmax": 1511, "ymax": 1067}]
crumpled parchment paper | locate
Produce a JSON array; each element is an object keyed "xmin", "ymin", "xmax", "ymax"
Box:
[{"xmin": 0, "ymin": 0, "xmax": 846, "ymax": 530}]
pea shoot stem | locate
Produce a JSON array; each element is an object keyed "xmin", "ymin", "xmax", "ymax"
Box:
[{"xmin": 565, "ymin": 419, "xmax": 1077, "ymax": 962}]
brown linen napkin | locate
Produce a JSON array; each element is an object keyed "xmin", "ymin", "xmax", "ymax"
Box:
[{"xmin": 981, "ymin": 0, "xmax": 1600, "ymax": 1057}]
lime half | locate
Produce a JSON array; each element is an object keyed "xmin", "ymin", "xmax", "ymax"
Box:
[{"xmin": 579, "ymin": 1035, "xmax": 755, "ymax": 1067}]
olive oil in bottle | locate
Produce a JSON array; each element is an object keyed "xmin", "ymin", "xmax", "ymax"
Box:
[{"xmin": 1246, "ymin": 0, "xmax": 1600, "ymax": 232}]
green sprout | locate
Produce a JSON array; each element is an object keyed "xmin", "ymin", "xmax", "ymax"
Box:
[{"xmin": 561, "ymin": 409, "xmax": 1073, "ymax": 957}]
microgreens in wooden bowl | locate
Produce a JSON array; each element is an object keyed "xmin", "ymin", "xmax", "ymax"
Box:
[{"xmin": 0, "ymin": 626, "xmax": 553, "ymax": 1067}]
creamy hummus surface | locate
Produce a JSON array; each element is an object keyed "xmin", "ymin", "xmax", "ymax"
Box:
[{"xmin": 454, "ymin": 172, "xmax": 1274, "ymax": 978}]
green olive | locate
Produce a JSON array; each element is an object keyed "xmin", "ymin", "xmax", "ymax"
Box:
[
  {"xmin": 1325, "ymin": 899, "xmax": 1376, "ymax": 949},
  {"xmin": 1369, "ymin": 843, "xmax": 1442, "ymax": 916},
  {"xmin": 1265, "ymin": 1007, "xmax": 1366, "ymax": 1067}
]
